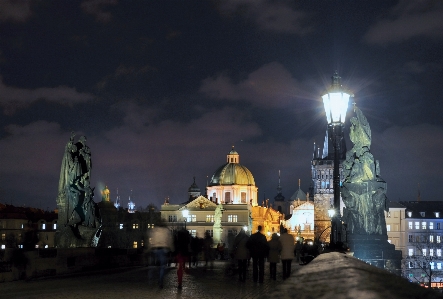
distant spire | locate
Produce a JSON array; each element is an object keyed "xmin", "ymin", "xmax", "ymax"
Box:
[
  {"xmin": 298, "ymin": 178, "xmax": 301, "ymax": 189},
  {"xmin": 322, "ymin": 130, "xmax": 328, "ymax": 158},
  {"xmin": 313, "ymin": 141, "xmax": 317, "ymax": 159}
]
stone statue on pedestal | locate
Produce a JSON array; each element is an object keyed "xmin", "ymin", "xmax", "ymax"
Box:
[
  {"xmin": 56, "ymin": 132, "xmax": 102, "ymax": 248},
  {"xmin": 213, "ymin": 204, "xmax": 224, "ymax": 247},
  {"xmin": 341, "ymin": 106, "xmax": 401, "ymax": 274}
]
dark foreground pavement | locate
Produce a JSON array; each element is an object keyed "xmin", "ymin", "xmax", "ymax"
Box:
[{"xmin": 1, "ymin": 260, "xmax": 299, "ymax": 299}]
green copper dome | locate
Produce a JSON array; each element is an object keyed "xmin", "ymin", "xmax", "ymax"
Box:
[{"xmin": 209, "ymin": 147, "xmax": 255, "ymax": 186}]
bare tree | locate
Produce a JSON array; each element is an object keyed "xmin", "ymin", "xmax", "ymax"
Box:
[{"xmin": 404, "ymin": 230, "xmax": 443, "ymax": 287}]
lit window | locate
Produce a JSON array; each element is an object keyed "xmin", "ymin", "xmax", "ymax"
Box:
[
  {"xmin": 1, "ymin": 245, "xmax": 5, "ymax": 250},
  {"xmin": 438, "ymin": 249, "xmax": 442, "ymax": 257},
  {"xmin": 42, "ymin": 223, "xmax": 46, "ymax": 230},
  {"xmin": 1, "ymin": 234, "xmax": 5, "ymax": 241},
  {"xmin": 206, "ymin": 215, "xmax": 214, "ymax": 222},
  {"xmin": 21, "ymin": 224, "xmax": 24, "ymax": 229},
  {"xmin": 431, "ymin": 262, "xmax": 435, "ymax": 270},
  {"xmin": 53, "ymin": 223, "xmax": 57, "ymax": 230},
  {"xmin": 423, "ymin": 249, "xmax": 427, "ymax": 256},
  {"xmin": 436, "ymin": 212, "xmax": 440, "ymax": 218},
  {"xmin": 438, "ymin": 263, "xmax": 442, "ymax": 270},
  {"xmin": 415, "ymin": 222, "xmax": 420, "ymax": 229},
  {"xmin": 132, "ymin": 223, "xmax": 139, "ymax": 229},
  {"xmin": 387, "ymin": 239, "xmax": 391, "ymax": 244},
  {"xmin": 119, "ymin": 224, "xmax": 123, "ymax": 229},
  {"xmin": 133, "ymin": 241, "xmax": 137, "ymax": 249},
  {"xmin": 430, "ymin": 235, "xmax": 434, "ymax": 243},
  {"xmin": 191, "ymin": 215, "xmax": 196, "ymax": 222},
  {"xmin": 422, "ymin": 222, "xmax": 427, "ymax": 229},
  {"xmin": 386, "ymin": 212, "xmax": 391, "ymax": 218},
  {"xmin": 408, "ymin": 222, "xmax": 413, "ymax": 229},
  {"xmin": 408, "ymin": 248, "xmax": 414, "ymax": 256},
  {"xmin": 438, "ymin": 236, "xmax": 441, "ymax": 243},
  {"xmin": 168, "ymin": 215, "xmax": 177, "ymax": 222},
  {"xmin": 430, "ymin": 222, "xmax": 434, "ymax": 230},
  {"xmin": 18, "ymin": 245, "xmax": 23, "ymax": 249},
  {"xmin": 228, "ymin": 215, "xmax": 238, "ymax": 222},
  {"xmin": 408, "ymin": 212, "xmax": 412, "ymax": 217},
  {"xmin": 430, "ymin": 249, "xmax": 434, "ymax": 256},
  {"xmin": 386, "ymin": 225, "xmax": 391, "ymax": 232},
  {"xmin": 408, "ymin": 261, "xmax": 414, "ymax": 268},
  {"xmin": 190, "ymin": 230, "xmax": 196, "ymax": 237}
]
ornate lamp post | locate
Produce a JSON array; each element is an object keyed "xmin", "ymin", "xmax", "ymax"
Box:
[
  {"xmin": 322, "ymin": 71, "xmax": 351, "ymax": 246},
  {"xmin": 182, "ymin": 206, "xmax": 189, "ymax": 230}
]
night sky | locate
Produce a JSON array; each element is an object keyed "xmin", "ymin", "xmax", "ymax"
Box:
[{"xmin": 1, "ymin": 0, "xmax": 443, "ymax": 210}]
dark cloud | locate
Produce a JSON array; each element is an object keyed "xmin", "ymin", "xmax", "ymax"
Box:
[
  {"xmin": 364, "ymin": 0, "xmax": 443, "ymax": 44},
  {"xmin": 0, "ymin": 0, "xmax": 33, "ymax": 23},
  {"xmin": 0, "ymin": 78, "xmax": 94, "ymax": 115},
  {"xmin": 81, "ymin": 0, "xmax": 118, "ymax": 23}
]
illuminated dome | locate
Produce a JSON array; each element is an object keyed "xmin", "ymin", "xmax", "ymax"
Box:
[{"xmin": 209, "ymin": 147, "xmax": 255, "ymax": 186}]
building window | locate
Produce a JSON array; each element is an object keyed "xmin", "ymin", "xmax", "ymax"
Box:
[
  {"xmin": 430, "ymin": 222, "xmax": 434, "ymax": 230},
  {"xmin": 420, "ymin": 212, "xmax": 425, "ymax": 217},
  {"xmin": 422, "ymin": 222, "xmax": 427, "ymax": 229},
  {"xmin": 386, "ymin": 212, "xmax": 391, "ymax": 218},
  {"xmin": 438, "ymin": 249, "xmax": 442, "ymax": 257},
  {"xmin": 431, "ymin": 262, "xmax": 435, "ymax": 270},
  {"xmin": 430, "ymin": 249, "xmax": 434, "ymax": 256},
  {"xmin": 189, "ymin": 230, "xmax": 196, "ymax": 237},
  {"xmin": 1, "ymin": 245, "xmax": 5, "ymax": 250},
  {"xmin": 408, "ymin": 222, "xmax": 413, "ymax": 229},
  {"xmin": 53, "ymin": 223, "xmax": 57, "ymax": 230},
  {"xmin": 225, "ymin": 192, "xmax": 231, "ymax": 203},
  {"xmin": 168, "ymin": 215, "xmax": 177, "ymax": 222},
  {"xmin": 408, "ymin": 248, "xmax": 414, "ymax": 256},
  {"xmin": 41, "ymin": 223, "xmax": 46, "ymax": 230},
  {"xmin": 438, "ymin": 223, "xmax": 441, "ymax": 230},
  {"xmin": 189, "ymin": 215, "xmax": 197, "ymax": 222},
  {"xmin": 415, "ymin": 222, "xmax": 420, "ymax": 229},
  {"xmin": 241, "ymin": 192, "xmax": 246, "ymax": 204},
  {"xmin": 408, "ymin": 235, "xmax": 413, "ymax": 242},
  {"xmin": 430, "ymin": 235, "xmax": 434, "ymax": 243},
  {"xmin": 408, "ymin": 261, "xmax": 414, "ymax": 268},
  {"xmin": 438, "ymin": 236, "xmax": 441, "ymax": 243},
  {"xmin": 206, "ymin": 215, "xmax": 214, "ymax": 222},
  {"xmin": 205, "ymin": 230, "xmax": 213, "ymax": 237},
  {"xmin": 21, "ymin": 223, "xmax": 24, "ymax": 229},
  {"xmin": 436, "ymin": 212, "xmax": 440, "ymax": 218},
  {"xmin": 408, "ymin": 211, "xmax": 412, "ymax": 217},
  {"xmin": 1, "ymin": 234, "xmax": 5, "ymax": 241},
  {"xmin": 438, "ymin": 263, "xmax": 442, "ymax": 270},
  {"xmin": 423, "ymin": 249, "xmax": 427, "ymax": 256},
  {"xmin": 133, "ymin": 241, "xmax": 137, "ymax": 249},
  {"xmin": 386, "ymin": 225, "xmax": 391, "ymax": 232},
  {"xmin": 228, "ymin": 215, "xmax": 238, "ymax": 222},
  {"xmin": 132, "ymin": 223, "xmax": 139, "ymax": 229},
  {"xmin": 119, "ymin": 224, "xmax": 123, "ymax": 229}
]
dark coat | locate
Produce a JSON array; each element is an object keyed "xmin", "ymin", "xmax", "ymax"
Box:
[
  {"xmin": 267, "ymin": 236, "xmax": 282, "ymax": 263},
  {"xmin": 233, "ymin": 230, "xmax": 250, "ymax": 260},
  {"xmin": 246, "ymin": 231, "xmax": 269, "ymax": 258}
]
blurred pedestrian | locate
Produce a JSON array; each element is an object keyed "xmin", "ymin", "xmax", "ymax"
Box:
[
  {"xmin": 268, "ymin": 233, "xmax": 282, "ymax": 280},
  {"xmin": 280, "ymin": 228, "xmax": 295, "ymax": 279},
  {"xmin": 203, "ymin": 231, "xmax": 214, "ymax": 269},
  {"xmin": 149, "ymin": 224, "xmax": 174, "ymax": 289},
  {"xmin": 295, "ymin": 240, "xmax": 302, "ymax": 263},
  {"xmin": 246, "ymin": 225, "xmax": 269, "ymax": 283},
  {"xmin": 233, "ymin": 228, "xmax": 250, "ymax": 282},
  {"xmin": 175, "ymin": 228, "xmax": 190, "ymax": 289},
  {"xmin": 190, "ymin": 235, "xmax": 202, "ymax": 267}
]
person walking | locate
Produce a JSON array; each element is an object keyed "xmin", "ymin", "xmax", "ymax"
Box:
[
  {"xmin": 203, "ymin": 231, "xmax": 214, "ymax": 269},
  {"xmin": 233, "ymin": 228, "xmax": 250, "ymax": 282},
  {"xmin": 267, "ymin": 233, "xmax": 282, "ymax": 280},
  {"xmin": 280, "ymin": 228, "xmax": 295, "ymax": 280},
  {"xmin": 175, "ymin": 228, "xmax": 190, "ymax": 289},
  {"xmin": 246, "ymin": 225, "xmax": 269, "ymax": 283},
  {"xmin": 149, "ymin": 224, "xmax": 174, "ymax": 289}
]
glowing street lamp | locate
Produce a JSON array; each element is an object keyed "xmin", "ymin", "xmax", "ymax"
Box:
[
  {"xmin": 322, "ymin": 71, "xmax": 351, "ymax": 247},
  {"xmin": 243, "ymin": 225, "xmax": 248, "ymax": 232},
  {"xmin": 182, "ymin": 206, "xmax": 189, "ymax": 230}
]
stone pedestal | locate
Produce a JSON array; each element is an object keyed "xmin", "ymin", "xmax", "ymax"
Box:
[{"xmin": 347, "ymin": 233, "xmax": 402, "ymax": 275}]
